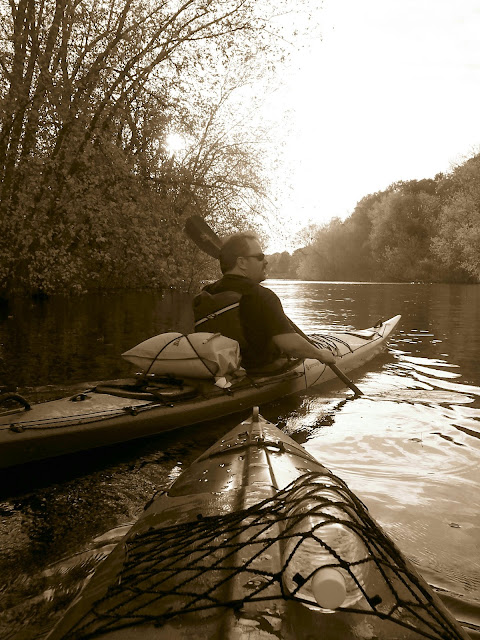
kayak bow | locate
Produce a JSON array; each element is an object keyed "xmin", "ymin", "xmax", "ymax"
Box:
[{"xmin": 47, "ymin": 408, "xmax": 469, "ymax": 640}]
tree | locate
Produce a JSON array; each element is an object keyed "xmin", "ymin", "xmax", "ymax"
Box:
[
  {"xmin": 289, "ymin": 158, "xmax": 480, "ymax": 284},
  {"xmin": 295, "ymin": 218, "xmax": 348, "ymax": 281},
  {"xmin": 0, "ymin": 0, "xmax": 297, "ymax": 295},
  {"xmin": 266, "ymin": 251, "xmax": 292, "ymax": 278},
  {"xmin": 431, "ymin": 155, "xmax": 480, "ymax": 281}
]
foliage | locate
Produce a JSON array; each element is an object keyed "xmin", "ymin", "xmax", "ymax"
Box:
[
  {"xmin": 367, "ymin": 189, "xmax": 441, "ymax": 281},
  {"xmin": 281, "ymin": 155, "xmax": 480, "ymax": 283},
  {"xmin": 265, "ymin": 251, "xmax": 293, "ymax": 278},
  {"xmin": 431, "ymin": 156, "xmax": 480, "ymax": 281},
  {"xmin": 0, "ymin": 0, "xmax": 299, "ymax": 296}
]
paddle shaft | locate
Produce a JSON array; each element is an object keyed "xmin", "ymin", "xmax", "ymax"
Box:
[
  {"xmin": 184, "ymin": 215, "xmax": 364, "ymax": 396},
  {"xmin": 328, "ymin": 363, "xmax": 363, "ymax": 396}
]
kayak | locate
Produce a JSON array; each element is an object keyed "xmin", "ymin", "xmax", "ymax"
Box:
[
  {"xmin": 0, "ymin": 315, "xmax": 400, "ymax": 469},
  {"xmin": 0, "ymin": 316, "xmax": 401, "ymax": 469},
  {"xmin": 46, "ymin": 407, "xmax": 469, "ymax": 639}
]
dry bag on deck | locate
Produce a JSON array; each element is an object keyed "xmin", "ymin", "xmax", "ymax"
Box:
[{"xmin": 121, "ymin": 332, "xmax": 242, "ymax": 380}]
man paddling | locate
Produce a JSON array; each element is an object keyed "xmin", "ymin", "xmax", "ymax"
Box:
[{"xmin": 193, "ymin": 232, "xmax": 336, "ymax": 373}]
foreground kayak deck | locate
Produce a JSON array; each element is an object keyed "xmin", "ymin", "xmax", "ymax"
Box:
[
  {"xmin": 0, "ymin": 315, "xmax": 401, "ymax": 469},
  {"xmin": 47, "ymin": 409, "xmax": 469, "ymax": 639}
]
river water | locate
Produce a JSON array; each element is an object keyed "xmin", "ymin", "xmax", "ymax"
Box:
[{"xmin": 0, "ymin": 281, "xmax": 479, "ymax": 638}]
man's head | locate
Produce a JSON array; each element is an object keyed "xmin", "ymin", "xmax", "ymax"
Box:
[{"xmin": 219, "ymin": 232, "xmax": 267, "ymax": 283}]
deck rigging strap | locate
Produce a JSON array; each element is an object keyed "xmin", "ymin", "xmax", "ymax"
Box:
[
  {"xmin": 139, "ymin": 334, "xmax": 217, "ymax": 379},
  {"xmin": 63, "ymin": 471, "xmax": 466, "ymax": 640},
  {"xmin": 309, "ymin": 333, "xmax": 355, "ymax": 354},
  {"xmin": 4, "ymin": 403, "xmax": 154, "ymax": 432}
]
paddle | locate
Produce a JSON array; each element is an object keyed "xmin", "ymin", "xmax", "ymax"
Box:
[
  {"xmin": 184, "ymin": 215, "xmax": 364, "ymax": 397},
  {"xmin": 184, "ymin": 215, "xmax": 222, "ymax": 259}
]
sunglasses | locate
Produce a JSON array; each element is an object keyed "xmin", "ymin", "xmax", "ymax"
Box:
[{"xmin": 241, "ymin": 253, "xmax": 265, "ymax": 261}]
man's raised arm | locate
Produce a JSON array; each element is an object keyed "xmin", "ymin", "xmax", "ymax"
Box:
[{"xmin": 272, "ymin": 333, "xmax": 337, "ymax": 365}]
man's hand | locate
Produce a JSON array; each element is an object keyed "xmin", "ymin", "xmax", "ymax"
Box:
[{"xmin": 316, "ymin": 348, "xmax": 336, "ymax": 366}]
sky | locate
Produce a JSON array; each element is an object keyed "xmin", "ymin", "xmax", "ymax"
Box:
[{"xmin": 266, "ymin": 0, "xmax": 480, "ymax": 251}]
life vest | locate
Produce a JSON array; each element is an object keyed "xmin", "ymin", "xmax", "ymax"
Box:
[{"xmin": 193, "ymin": 290, "xmax": 247, "ymax": 350}]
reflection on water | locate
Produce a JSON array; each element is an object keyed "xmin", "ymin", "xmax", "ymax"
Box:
[
  {"xmin": 270, "ymin": 281, "xmax": 480, "ymax": 637},
  {"xmin": 0, "ymin": 290, "xmax": 195, "ymax": 392},
  {"xmin": 0, "ymin": 282, "xmax": 479, "ymax": 638}
]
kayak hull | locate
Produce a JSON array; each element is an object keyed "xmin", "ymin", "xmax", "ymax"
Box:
[
  {"xmin": 46, "ymin": 408, "xmax": 469, "ymax": 640},
  {"xmin": 0, "ymin": 315, "xmax": 401, "ymax": 469}
]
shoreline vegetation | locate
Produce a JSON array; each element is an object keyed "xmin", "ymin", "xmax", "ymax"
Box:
[
  {"xmin": 0, "ymin": 0, "xmax": 293, "ymax": 299},
  {"xmin": 0, "ymin": 1, "xmax": 478, "ymax": 299},
  {"xmin": 267, "ymin": 157, "xmax": 480, "ymax": 286}
]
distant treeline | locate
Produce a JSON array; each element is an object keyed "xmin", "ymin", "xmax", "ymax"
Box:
[{"xmin": 267, "ymin": 153, "xmax": 480, "ymax": 283}]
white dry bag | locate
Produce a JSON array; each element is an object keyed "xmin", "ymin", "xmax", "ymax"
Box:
[{"xmin": 121, "ymin": 332, "xmax": 241, "ymax": 380}]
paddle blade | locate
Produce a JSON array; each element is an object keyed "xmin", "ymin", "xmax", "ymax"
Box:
[{"xmin": 184, "ymin": 215, "xmax": 222, "ymax": 259}]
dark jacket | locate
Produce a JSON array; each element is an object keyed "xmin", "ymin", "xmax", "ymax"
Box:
[{"xmin": 193, "ymin": 275, "xmax": 294, "ymax": 369}]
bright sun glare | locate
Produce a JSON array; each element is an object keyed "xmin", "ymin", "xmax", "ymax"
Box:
[{"xmin": 166, "ymin": 132, "xmax": 186, "ymax": 157}]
